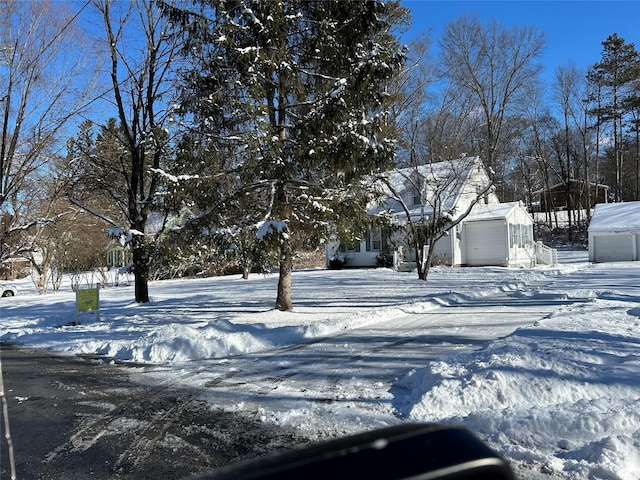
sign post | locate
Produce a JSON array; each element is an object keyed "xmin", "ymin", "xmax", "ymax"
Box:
[{"xmin": 76, "ymin": 283, "xmax": 100, "ymax": 322}]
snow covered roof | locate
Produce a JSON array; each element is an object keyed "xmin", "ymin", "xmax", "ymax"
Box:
[
  {"xmin": 464, "ymin": 201, "xmax": 527, "ymax": 222},
  {"xmin": 370, "ymin": 156, "xmax": 491, "ymax": 221},
  {"xmin": 589, "ymin": 201, "xmax": 640, "ymax": 232}
]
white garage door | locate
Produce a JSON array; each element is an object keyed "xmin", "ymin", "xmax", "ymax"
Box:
[
  {"xmin": 593, "ymin": 234, "xmax": 634, "ymax": 263},
  {"xmin": 465, "ymin": 222, "xmax": 507, "ymax": 266}
]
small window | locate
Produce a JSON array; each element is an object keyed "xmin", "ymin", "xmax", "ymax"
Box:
[
  {"xmin": 367, "ymin": 229, "xmax": 387, "ymax": 252},
  {"xmin": 523, "ymin": 224, "xmax": 533, "ymax": 246},
  {"xmin": 509, "ymin": 223, "xmax": 533, "ymax": 248},
  {"xmin": 412, "ymin": 190, "xmax": 421, "ymax": 206},
  {"xmin": 372, "ymin": 230, "xmax": 382, "ymax": 251},
  {"xmin": 340, "ymin": 239, "xmax": 360, "ymax": 252}
]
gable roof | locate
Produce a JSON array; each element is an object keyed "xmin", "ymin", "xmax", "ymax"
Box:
[
  {"xmin": 533, "ymin": 179, "xmax": 609, "ymax": 196},
  {"xmin": 589, "ymin": 201, "xmax": 640, "ymax": 232},
  {"xmin": 370, "ymin": 156, "xmax": 494, "ymax": 221},
  {"xmin": 464, "ymin": 201, "xmax": 528, "ymax": 223}
]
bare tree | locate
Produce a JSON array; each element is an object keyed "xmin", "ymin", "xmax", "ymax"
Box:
[
  {"xmin": 0, "ymin": 0, "xmax": 95, "ymax": 265},
  {"xmin": 396, "ymin": 34, "xmax": 480, "ymax": 168},
  {"xmin": 82, "ymin": 0, "xmax": 179, "ymax": 303},
  {"xmin": 391, "ymin": 33, "xmax": 437, "ymax": 167},
  {"xmin": 380, "ymin": 157, "xmax": 494, "ymax": 280},
  {"xmin": 440, "ymin": 14, "xmax": 545, "ymax": 198},
  {"xmin": 9, "ymin": 154, "xmax": 110, "ymax": 294},
  {"xmin": 553, "ymin": 64, "xmax": 581, "ymax": 230}
]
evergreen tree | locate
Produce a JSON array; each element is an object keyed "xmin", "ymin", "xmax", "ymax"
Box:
[
  {"xmin": 591, "ymin": 33, "xmax": 640, "ymax": 201},
  {"xmin": 167, "ymin": 0, "xmax": 408, "ymax": 310}
]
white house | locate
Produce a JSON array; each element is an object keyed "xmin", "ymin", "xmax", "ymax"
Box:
[
  {"xmin": 588, "ymin": 201, "xmax": 640, "ymax": 263},
  {"xmin": 326, "ymin": 157, "xmax": 544, "ymax": 269}
]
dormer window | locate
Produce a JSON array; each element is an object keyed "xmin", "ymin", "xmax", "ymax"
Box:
[
  {"xmin": 412, "ymin": 189, "xmax": 421, "ymax": 206},
  {"xmin": 407, "ymin": 173, "xmax": 425, "ymax": 207}
]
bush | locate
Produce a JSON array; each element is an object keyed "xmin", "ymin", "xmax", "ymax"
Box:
[
  {"xmin": 376, "ymin": 252, "xmax": 393, "ymax": 268},
  {"xmin": 328, "ymin": 257, "xmax": 346, "ymax": 270}
]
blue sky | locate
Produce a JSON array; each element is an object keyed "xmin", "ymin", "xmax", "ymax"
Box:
[{"xmin": 401, "ymin": 1, "xmax": 640, "ymax": 81}]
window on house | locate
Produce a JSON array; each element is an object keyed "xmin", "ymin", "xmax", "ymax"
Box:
[
  {"xmin": 509, "ymin": 224, "xmax": 533, "ymax": 248},
  {"xmin": 373, "ymin": 231, "xmax": 382, "ymax": 251},
  {"xmin": 523, "ymin": 224, "xmax": 533, "ymax": 246},
  {"xmin": 412, "ymin": 189, "xmax": 421, "ymax": 206},
  {"xmin": 366, "ymin": 229, "xmax": 388, "ymax": 252},
  {"xmin": 107, "ymin": 247, "xmax": 128, "ymax": 268},
  {"xmin": 408, "ymin": 175, "xmax": 424, "ymax": 207},
  {"xmin": 340, "ymin": 239, "xmax": 361, "ymax": 252}
]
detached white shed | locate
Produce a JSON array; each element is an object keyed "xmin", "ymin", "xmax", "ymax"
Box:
[{"xmin": 589, "ymin": 201, "xmax": 640, "ymax": 263}]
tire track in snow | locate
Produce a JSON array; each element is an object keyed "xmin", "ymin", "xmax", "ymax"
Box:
[
  {"xmin": 128, "ymin": 271, "xmax": 588, "ymax": 434},
  {"xmin": 188, "ymin": 284, "xmax": 581, "ymax": 425}
]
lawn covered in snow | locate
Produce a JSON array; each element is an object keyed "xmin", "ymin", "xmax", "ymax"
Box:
[{"xmin": 1, "ymin": 248, "xmax": 639, "ymax": 478}]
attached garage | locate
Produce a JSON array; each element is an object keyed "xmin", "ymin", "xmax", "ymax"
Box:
[
  {"xmin": 589, "ymin": 201, "xmax": 640, "ymax": 263},
  {"xmin": 461, "ymin": 202, "xmax": 535, "ymax": 268}
]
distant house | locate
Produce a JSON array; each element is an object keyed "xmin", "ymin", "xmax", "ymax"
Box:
[
  {"xmin": 326, "ymin": 157, "xmax": 548, "ymax": 269},
  {"xmin": 0, "ymin": 256, "xmax": 31, "ymax": 280},
  {"xmin": 588, "ymin": 201, "xmax": 640, "ymax": 263},
  {"xmin": 535, "ymin": 180, "xmax": 609, "ymax": 212}
]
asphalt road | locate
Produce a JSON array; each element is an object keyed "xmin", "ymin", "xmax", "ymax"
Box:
[{"xmin": 0, "ymin": 344, "xmax": 307, "ymax": 480}]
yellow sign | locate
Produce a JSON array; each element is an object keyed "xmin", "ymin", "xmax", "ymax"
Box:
[
  {"xmin": 76, "ymin": 285, "xmax": 100, "ymax": 322},
  {"xmin": 77, "ymin": 288, "xmax": 99, "ymax": 312}
]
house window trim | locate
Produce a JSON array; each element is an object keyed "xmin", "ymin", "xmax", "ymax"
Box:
[
  {"xmin": 509, "ymin": 223, "xmax": 533, "ymax": 248},
  {"xmin": 366, "ymin": 228, "xmax": 388, "ymax": 252}
]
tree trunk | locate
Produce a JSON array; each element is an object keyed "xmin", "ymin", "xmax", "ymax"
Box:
[
  {"xmin": 275, "ymin": 181, "xmax": 293, "ymax": 311},
  {"xmin": 132, "ymin": 242, "xmax": 149, "ymax": 303},
  {"xmin": 635, "ymin": 123, "xmax": 639, "ymax": 200},
  {"xmin": 275, "ymin": 237, "xmax": 293, "ymax": 311},
  {"xmin": 416, "ymin": 242, "xmax": 427, "ymax": 281},
  {"xmin": 416, "ymin": 239, "xmax": 437, "ymax": 282},
  {"xmin": 134, "ymin": 272, "xmax": 149, "ymax": 304},
  {"xmin": 422, "ymin": 241, "xmax": 438, "ymax": 281}
]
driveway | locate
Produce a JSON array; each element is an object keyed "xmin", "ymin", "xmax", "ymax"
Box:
[{"xmin": 0, "ymin": 344, "xmax": 307, "ymax": 480}]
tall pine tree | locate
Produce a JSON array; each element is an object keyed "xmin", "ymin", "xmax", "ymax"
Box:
[
  {"xmin": 167, "ymin": 0, "xmax": 408, "ymax": 310},
  {"xmin": 591, "ymin": 33, "xmax": 640, "ymax": 201}
]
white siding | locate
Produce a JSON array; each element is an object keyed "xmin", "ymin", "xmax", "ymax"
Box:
[
  {"xmin": 464, "ymin": 221, "xmax": 508, "ymax": 266},
  {"xmin": 432, "ymin": 235, "xmax": 453, "ymax": 265}
]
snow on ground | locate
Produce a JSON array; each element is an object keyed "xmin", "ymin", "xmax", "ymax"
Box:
[{"xmin": 1, "ymin": 249, "xmax": 640, "ymax": 478}]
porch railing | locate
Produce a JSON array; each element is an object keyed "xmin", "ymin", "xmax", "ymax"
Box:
[{"xmin": 535, "ymin": 241, "xmax": 557, "ymax": 266}]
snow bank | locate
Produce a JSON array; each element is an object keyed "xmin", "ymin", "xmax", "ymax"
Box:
[{"xmin": 396, "ymin": 297, "xmax": 640, "ymax": 478}]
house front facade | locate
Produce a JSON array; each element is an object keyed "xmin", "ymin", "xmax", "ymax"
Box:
[{"xmin": 326, "ymin": 158, "xmax": 540, "ymax": 269}]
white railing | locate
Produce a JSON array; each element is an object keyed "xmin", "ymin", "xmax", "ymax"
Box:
[
  {"xmin": 535, "ymin": 241, "xmax": 558, "ymax": 265},
  {"xmin": 393, "ymin": 249, "xmax": 414, "ymax": 272}
]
